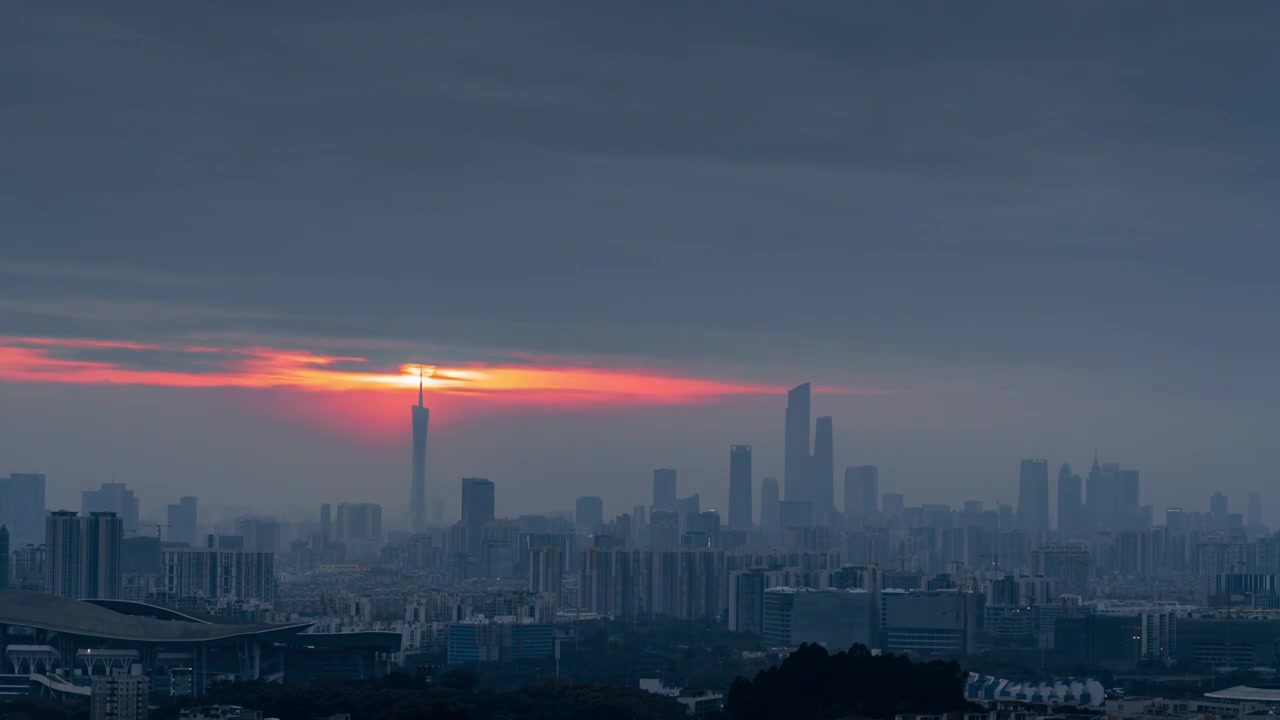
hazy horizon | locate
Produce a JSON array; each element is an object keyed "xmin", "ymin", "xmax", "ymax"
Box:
[{"xmin": 3, "ymin": 1, "xmax": 1278, "ymax": 527}]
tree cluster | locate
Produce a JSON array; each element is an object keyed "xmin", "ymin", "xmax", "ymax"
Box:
[
  {"xmin": 0, "ymin": 698, "xmax": 88, "ymax": 720},
  {"xmin": 157, "ymin": 674, "xmax": 689, "ymax": 720},
  {"xmin": 724, "ymin": 644, "xmax": 970, "ymax": 720}
]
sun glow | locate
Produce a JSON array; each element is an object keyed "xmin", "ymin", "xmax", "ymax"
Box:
[{"xmin": 0, "ymin": 335, "xmax": 819, "ymax": 406}]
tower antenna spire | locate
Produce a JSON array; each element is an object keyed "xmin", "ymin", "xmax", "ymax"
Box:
[{"xmin": 418, "ymin": 365, "xmax": 424, "ymax": 407}]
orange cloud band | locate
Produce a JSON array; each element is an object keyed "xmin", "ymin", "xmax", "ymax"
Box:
[{"xmin": 0, "ymin": 335, "xmax": 818, "ymax": 405}]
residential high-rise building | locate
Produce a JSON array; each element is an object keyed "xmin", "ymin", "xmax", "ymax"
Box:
[
  {"xmin": 13, "ymin": 543, "xmax": 45, "ymax": 591},
  {"xmin": 0, "ymin": 525, "xmax": 8, "ymax": 590},
  {"xmin": 1084, "ymin": 455, "xmax": 1141, "ymax": 533},
  {"xmin": 882, "ymin": 493, "xmax": 905, "ymax": 519},
  {"xmin": 91, "ymin": 670, "xmax": 149, "ymax": 720},
  {"xmin": 1248, "ymin": 493, "xmax": 1264, "ymax": 529},
  {"xmin": 653, "ymin": 468, "xmax": 677, "ymax": 510},
  {"xmin": 461, "ymin": 478, "xmax": 495, "ymax": 556},
  {"xmin": 729, "ymin": 569, "xmax": 767, "ymax": 634},
  {"xmin": 576, "ymin": 496, "xmax": 604, "ymax": 534},
  {"xmin": 320, "ymin": 503, "xmax": 332, "ymax": 540},
  {"xmin": 45, "ymin": 511, "xmax": 122, "ymax": 600},
  {"xmin": 236, "ymin": 516, "xmax": 282, "ymax": 554},
  {"xmin": 336, "ymin": 503, "xmax": 383, "ymax": 542},
  {"xmin": 650, "ymin": 510, "xmax": 680, "ymax": 548},
  {"xmin": 728, "ymin": 445, "xmax": 753, "ymax": 530},
  {"xmin": 1115, "ymin": 469, "xmax": 1141, "ymax": 530},
  {"xmin": 1084, "ymin": 453, "xmax": 1108, "ymax": 531},
  {"xmin": 1210, "ymin": 491, "xmax": 1228, "ymax": 517},
  {"xmin": 165, "ymin": 496, "xmax": 198, "ymax": 546},
  {"xmin": 411, "ymin": 371, "xmax": 430, "ymax": 533},
  {"xmin": 1032, "ymin": 543, "xmax": 1091, "ymax": 596},
  {"xmin": 997, "ymin": 503, "xmax": 1014, "ymax": 530},
  {"xmin": 82, "ymin": 483, "xmax": 140, "ymax": 535},
  {"xmin": 843, "ymin": 466, "xmax": 879, "ymax": 523},
  {"xmin": 779, "ymin": 500, "xmax": 814, "ymax": 529},
  {"xmin": 1017, "ymin": 459, "xmax": 1050, "ymax": 532},
  {"xmin": 760, "ymin": 477, "xmax": 780, "ymax": 531},
  {"xmin": 1056, "ymin": 464, "xmax": 1082, "ymax": 536},
  {"xmin": 812, "ymin": 416, "xmax": 835, "ymax": 517},
  {"xmin": 0, "ymin": 473, "xmax": 46, "ymax": 547},
  {"xmin": 528, "ymin": 545, "xmax": 563, "ymax": 602},
  {"xmin": 163, "ymin": 546, "xmax": 275, "ymax": 604},
  {"xmin": 784, "ymin": 383, "xmax": 812, "ymax": 506}
]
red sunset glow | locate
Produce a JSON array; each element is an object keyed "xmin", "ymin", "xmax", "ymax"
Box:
[{"xmin": 0, "ymin": 335, "xmax": 807, "ymax": 406}]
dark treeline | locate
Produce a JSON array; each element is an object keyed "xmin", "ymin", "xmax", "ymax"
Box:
[
  {"xmin": 155, "ymin": 673, "xmax": 687, "ymax": 720},
  {"xmin": 724, "ymin": 644, "xmax": 971, "ymax": 720},
  {"xmin": 0, "ymin": 697, "xmax": 88, "ymax": 720}
]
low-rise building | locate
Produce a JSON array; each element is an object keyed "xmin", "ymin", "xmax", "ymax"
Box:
[{"xmin": 446, "ymin": 615, "xmax": 553, "ymax": 664}]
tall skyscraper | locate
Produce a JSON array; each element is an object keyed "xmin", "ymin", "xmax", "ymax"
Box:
[
  {"xmin": 784, "ymin": 383, "xmax": 812, "ymax": 505},
  {"xmin": 1248, "ymin": 492, "xmax": 1264, "ymax": 529},
  {"xmin": 1017, "ymin": 459, "xmax": 1050, "ymax": 532},
  {"xmin": 843, "ymin": 466, "xmax": 879, "ymax": 522},
  {"xmin": 653, "ymin": 468, "xmax": 677, "ymax": 509},
  {"xmin": 812, "ymin": 416, "xmax": 834, "ymax": 516},
  {"xmin": 1056, "ymin": 464, "xmax": 1082, "ymax": 536},
  {"xmin": 0, "ymin": 473, "xmax": 45, "ymax": 547},
  {"xmin": 166, "ymin": 496, "xmax": 197, "ymax": 546},
  {"xmin": 1115, "ymin": 469, "xmax": 1140, "ymax": 530},
  {"xmin": 411, "ymin": 372, "xmax": 430, "ymax": 533},
  {"xmin": 1084, "ymin": 456, "xmax": 1125, "ymax": 532},
  {"xmin": 576, "ymin": 496, "xmax": 604, "ymax": 533},
  {"xmin": 1210, "ymin": 491, "xmax": 1228, "ymax": 516},
  {"xmin": 882, "ymin": 492, "xmax": 905, "ymax": 518},
  {"xmin": 728, "ymin": 445, "xmax": 753, "ymax": 530},
  {"xmin": 82, "ymin": 482, "xmax": 140, "ymax": 535},
  {"xmin": 461, "ymin": 478, "xmax": 495, "ymax": 556},
  {"xmin": 45, "ymin": 511, "xmax": 122, "ymax": 600},
  {"xmin": 760, "ymin": 477, "xmax": 780, "ymax": 530},
  {"xmin": 320, "ymin": 503, "xmax": 332, "ymax": 539}
]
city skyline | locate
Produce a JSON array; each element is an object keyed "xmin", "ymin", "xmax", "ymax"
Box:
[
  {"xmin": 4, "ymin": 1, "xmax": 1280, "ymax": 525},
  {"xmin": 6, "ymin": 2, "xmax": 1280, "ymax": 714},
  {"xmin": 2, "ymin": 378, "xmax": 1271, "ymax": 533}
]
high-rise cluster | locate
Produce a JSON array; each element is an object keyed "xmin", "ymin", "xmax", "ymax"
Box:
[{"xmin": 783, "ymin": 383, "xmax": 836, "ymax": 523}]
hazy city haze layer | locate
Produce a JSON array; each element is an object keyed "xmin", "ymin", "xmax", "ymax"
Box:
[{"xmin": 1, "ymin": 1, "xmax": 1278, "ymax": 523}]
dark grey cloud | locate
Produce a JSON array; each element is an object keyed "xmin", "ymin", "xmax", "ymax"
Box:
[{"xmin": 2, "ymin": 1, "xmax": 1278, "ymax": 519}]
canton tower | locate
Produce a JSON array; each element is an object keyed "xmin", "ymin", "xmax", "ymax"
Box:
[{"xmin": 410, "ymin": 368, "xmax": 430, "ymax": 533}]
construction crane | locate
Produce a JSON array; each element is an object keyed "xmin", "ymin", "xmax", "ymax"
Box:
[{"xmin": 152, "ymin": 523, "xmax": 171, "ymax": 542}]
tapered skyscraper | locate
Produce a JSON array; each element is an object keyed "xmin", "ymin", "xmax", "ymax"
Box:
[
  {"xmin": 1056, "ymin": 464, "xmax": 1082, "ymax": 536},
  {"xmin": 411, "ymin": 370, "xmax": 430, "ymax": 534},
  {"xmin": 784, "ymin": 383, "xmax": 811, "ymax": 504},
  {"xmin": 760, "ymin": 477, "xmax": 780, "ymax": 531},
  {"xmin": 653, "ymin": 468, "xmax": 677, "ymax": 510},
  {"xmin": 728, "ymin": 445, "xmax": 753, "ymax": 530},
  {"xmin": 1017, "ymin": 459, "xmax": 1050, "ymax": 532},
  {"xmin": 812, "ymin": 416, "xmax": 834, "ymax": 515}
]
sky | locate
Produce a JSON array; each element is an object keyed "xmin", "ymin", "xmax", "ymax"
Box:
[{"xmin": 2, "ymin": 1, "xmax": 1279, "ymax": 528}]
